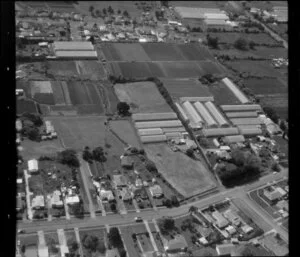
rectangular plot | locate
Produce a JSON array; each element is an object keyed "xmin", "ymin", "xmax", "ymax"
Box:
[
  {"xmin": 142, "ymin": 43, "xmax": 185, "ymax": 61},
  {"xmin": 85, "ymin": 82, "xmax": 102, "ymax": 105},
  {"xmin": 61, "ymin": 81, "xmax": 72, "ymax": 105},
  {"xmin": 108, "ymin": 62, "xmax": 123, "ymax": 77},
  {"xmin": 177, "ymin": 44, "xmax": 213, "ymax": 60},
  {"xmin": 77, "ymin": 104, "xmax": 104, "ymax": 115},
  {"xmin": 197, "ymin": 61, "xmax": 225, "ymax": 75},
  {"xmin": 51, "ymin": 81, "xmax": 66, "ymax": 105},
  {"xmin": 161, "ymin": 62, "xmax": 203, "ymax": 78},
  {"xmin": 118, "ymin": 62, "xmax": 152, "ymax": 78},
  {"xmin": 67, "ymin": 82, "xmax": 82, "ymax": 105},
  {"xmin": 76, "ymin": 61, "xmax": 106, "ymax": 79},
  {"xmin": 101, "ymin": 44, "xmax": 122, "ymax": 61},
  {"xmin": 244, "ymin": 78, "xmax": 287, "ymax": 95},
  {"xmin": 148, "ymin": 62, "xmax": 166, "ymax": 77},
  {"xmin": 47, "ymin": 61, "xmax": 77, "ymax": 76},
  {"xmin": 113, "ymin": 43, "xmax": 151, "ymax": 61}
]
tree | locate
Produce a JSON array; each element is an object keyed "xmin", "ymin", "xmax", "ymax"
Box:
[
  {"xmin": 189, "ymin": 206, "xmax": 197, "ymax": 213},
  {"xmin": 70, "ymin": 241, "xmax": 79, "ymax": 252},
  {"xmin": 92, "ymin": 147, "xmax": 107, "ymax": 163},
  {"xmin": 123, "ymin": 10, "xmax": 129, "ymax": 17},
  {"xmin": 96, "ymin": 241, "xmax": 106, "ymax": 254},
  {"xmin": 249, "ymin": 40, "xmax": 256, "ymax": 50},
  {"xmin": 117, "ymin": 102, "xmax": 130, "ymax": 116},
  {"xmin": 108, "ymin": 227, "xmax": 123, "ymax": 249},
  {"xmin": 186, "ymin": 148, "xmax": 194, "ymax": 158},
  {"xmin": 89, "ymin": 5, "xmax": 94, "ymax": 13},
  {"xmin": 231, "ymin": 149, "xmax": 246, "ymax": 166},
  {"xmin": 58, "ymin": 149, "xmax": 80, "ymax": 168},
  {"xmin": 27, "ymin": 127, "xmax": 40, "ymax": 141},
  {"xmin": 161, "ymin": 1, "xmax": 169, "ymax": 7},
  {"xmin": 263, "ymin": 106, "xmax": 279, "ymax": 124},
  {"xmin": 279, "ymin": 120, "xmax": 287, "ymax": 131},
  {"xmin": 159, "ymin": 217, "xmax": 175, "ymax": 231},
  {"xmin": 82, "ymin": 235, "xmax": 100, "ymax": 252},
  {"xmin": 82, "ymin": 148, "xmax": 93, "ymax": 163},
  {"xmin": 117, "ymin": 9, "xmax": 121, "ymax": 15},
  {"xmin": 48, "ymin": 238, "xmax": 59, "ymax": 253},
  {"xmin": 110, "ymin": 203, "xmax": 117, "ymax": 212},
  {"xmin": 171, "ymin": 195, "xmax": 179, "ymax": 207},
  {"xmin": 107, "ymin": 5, "xmax": 113, "ymax": 14},
  {"xmin": 234, "ymin": 37, "xmax": 249, "ymax": 50},
  {"xmin": 22, "ymin": 113, "xmax": 43, "ymax": 127},
  {"xmin": 145, "ymin": 160, "xmax": 157, "ymax": 173},
  {"xmin": 163, "ymin": 199, "xmax": 172, "ymax": 208},
  {"xmin": 206, "ymin": 35, "xmax": 219, "ymax": 49},
  {"xmin": 102, "ymin": 8, "xmax": 107, "ymax": 16}
]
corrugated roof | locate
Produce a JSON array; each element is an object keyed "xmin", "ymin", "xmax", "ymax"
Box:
[
  {"xmin": 230, "ymin": 118, "xmax": 263, "ymax": 125},
  {"xmin": 174, "ymin": 7, "xmax": 222, "ymax": 19},
  {"xmin": 182, "ymin": 101, "xmax": 203, "ymax": 124},
  {"xmin": 223, "ymin": 135, "xmax": 245, "ymax": 143},
  {"xmin": 204, "ymin": 19, "xmax": 228, "ymax": 25},
  {"xmin": 204, "ymin": 101, "xmax": 228, "ymax": 127},
  {"xmin": 53, "ymin": 41, "xmax": 94, "ymax": 51},
  {"xmin": 132, "ymin": 112, "xmax": 177, "ymax": 121},
  {"xmin": 222, "ymin": 78, "xmax": 249, "ymax": 104},
  {"xmin": 203, "ymin": 127, "xmax": 239, "ymax": 137},
  {"xmin": 55, "ymin": 50, "xmax": 98, "ymax": 57},
  {"xmin": 204, "ymin": 13, "xmax": 229, "ymax": 20},
  {"xmin": 180, "ymin": 96, "xmax": 214, "ymax": 102},
  {"xmin": 135, "ymin": 120, "xmax": 182, "ymax": 129},
  {"xmin": 220, "ymin": 104, "xmax": 262, "ymax": 112},
  {"xmin": 162, "ymin": 127, "xmax": 186, "ymax": 133},
  {"xmin": 238, "ymin": 127, "xmax": 262, "ymax": 135},
  {"xmin": 140, "ymin": 135, "xmax": 167, "ymax": 143},
  {"xmin": 193, "ymin": 102, "xmax": 217, "ymax": 127},
  {"xmin": 175, "ymin": 102, "xmax": 189, "ymax": 121},
  {"xmin": 138, "ymin": 128, "xmax": 163, "ymax": 136},
  {"xmin": 225, "ymin": 111, "xmax": 258, "ymax": 118}
]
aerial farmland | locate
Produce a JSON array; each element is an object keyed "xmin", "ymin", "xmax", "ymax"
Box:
[{"xmin": 15, "ymin": 1, "xmax": 288, "ymax": 256}]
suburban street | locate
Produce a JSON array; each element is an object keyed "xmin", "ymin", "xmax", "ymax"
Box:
[{"xmin": 18, "ymin": 168, "xmax": 288, "ymax": 241}]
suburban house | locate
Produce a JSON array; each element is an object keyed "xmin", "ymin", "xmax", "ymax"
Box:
[
  {"xmin": 134, "ymin": 188, "xmax": 148, "ymax": 200},
  {"xmin": 31, "ymin": 195, "xmax": 45, "ymax": 210},
  {"xmin": 100, "ymin": 189, "xmax": 115, "ymax": 203},
  {"xmin": 212, "ymin": 211, "xmax": 229, "ymax": 228},
  {"xmin": 65, "ymin": 195, "xmax": 80, "ymax": 205},
  {"xmin": 149, "ymin": 184, "xmax": 163, "ymax": 198},
  {"xmin": 105, "ymin": 249, "xmax": 120, "ymax": 257},
  {"xmin": 225, "ymin": 225, "xmax": 236, "ymax": 235},
  {"xmin": 164, "ymin": 234, "xmax": 188, "ymax": 253},
  {"xmin": 113, "ymin": 175, "xmax": 127, "ymax": 188},
  {"xmin": 28, "ymin": 159, "xmax": 39, "ymax": 173},
  {"xmin": 119, "ymin": 188, "xmax": 133, "ymax": 201},
  {"xmin": 121, "ymin": 156, "xmax": 134, "ymax": 169},
  {"xmin": 276, "ymin": 200, "xmax": 288, "ymax": 211},
  {"xmin": 223, "ymin": 209, "xmax": 241, "ymax": 226},
  {"xmin": 135, "ymin": 177, "xmax": 143, "ymax": 188},
  {"xmin": 216, "ymin": 243, "xmax": 236, "ymax": 256},
  {"xmin": 264, "ymin": 187, "xmax": 284, "ymax": 201},
  {"xmin": 51, "ymin": 190, "xmax": 64, "ymax": 208},
  {"xmin": 241, "ymin": 224, "xmax": 253, "ymax": 234}
]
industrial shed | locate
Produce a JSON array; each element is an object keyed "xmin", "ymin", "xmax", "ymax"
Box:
[
  {"xmin": 135, "ymin": 120, "xmax": 182, "ymax": 129},
  {"xmin": 204, "ymin": 13, "xmax": 229, "ymax": 20},
  {"xmin": 54, "ymin": 50, "xmax": 98, "ymax": 59},
  {"xmin": 220, "ymin": 104, "xmax": 262, "ymax": 112},
  {"xmin": 182, "ymin": 101, "xmax": 203, "ymax": 125},
  {"xmin": 202, "ymin": 127, "xmax": 239, "ymax": 137},
  {"xmin": 204, "ymin": 19, "xmax": 229, "ymax": 26},
  {"xmin": 174, "ymin": 7, "xmax": 222, "ymax": 19},
  {"xmin": 180, "ymin": 96, "xmax": 214, "ymax": 102},
  {"xmin": 132, "ymin": 112, "xmax": 177, "ymax": 121},
  {"xmin": 223, "ymin": 135, "xmax": 245, "ymax": 144},
  {"xmin": 53, "ymin": 41, "xmax": 94, "ymax": 51},
  {"xmin": 222, "ymin": 78, "xmax": 249, "ymax": 104},
  {"xmin": 204, "ymin": 102, "xmax": 229, "ymax": 127},
  {"xmin": 162, "ymin": 127, "xmax": 186, "ymax": 133},
  {"xmin": 193, "ymin": 102, "xmax": 218, "ymax": 128},
  {"xmin": 140, "ymin": 135, "xmax": 167, "ymax": 143},
  {"xmin": 230, "ymin": 118, "xmax": 263, "ymax": 126},
  {"xmin": 165, "ymin": 132, "xmax": 183, "ymax": 140},
  {"xmin": 225, "ymin": 111, "xmax": 258, "ymax": 118},
  {"xmin": 175, "ymin": 102, "xmax": 189, "ymax": 122},
  {"xmin": 238, "ymin": 127, "xmax": 262, "ymax": 136},
  {"xmin": 138, "ymin": 128, "xmax": 163, "ymax": 136}
]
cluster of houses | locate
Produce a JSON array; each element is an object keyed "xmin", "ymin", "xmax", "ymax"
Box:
[
  {"xmin": 250, "ymin": 6, "xmax": 288, "ymax": 23},
  {"xmin": 272, "ymin": 58, "xmax": 288, "ymax": 68},
  {"xmin": 263, "ymin": 185, "xmax": 288, "ymax": 218},
  {"xmin": 41, "ymin": 120, "xmax": 57, "ymax": 140}
]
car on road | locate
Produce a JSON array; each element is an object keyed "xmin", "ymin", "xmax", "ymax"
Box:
[
  {"xmin": 17, "ymin": 229, "xmax": 25, "ymax": 234},
  {"xmin": 135, "ymin": 217, "xmax": 143, "ymax": 222}
]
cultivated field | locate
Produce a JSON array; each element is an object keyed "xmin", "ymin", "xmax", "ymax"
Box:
[
  {"xmin": 114, "ymin": 82, "xmax": 173, "ymax": 113},
  {"xmin": 160, "ymin": 61, "xmax": 204, "ymax": 78},
  {"xmin": 224, "ymin": 60, "xmax": 287, "ymax": 77},
  {"xmin": 46, "ymin": 61, "xmax": 106, "ymax": 80},
  {"xmin": 145, "ymin": 143, "xmax": 216, "ymax": 198},
  {"xmin": 142, "ymin": 43, "xmax": 186, "ymax": 61},
  {"xmin": 17, "ymin": 99, "xmax": 39, "ymax": 115},
  {"xmin": 208, "ymin": 81, "xmax": 241, "ymax": 105},
  {"xmin": 244, "ymin": 78, "xmax": 287, "ymax": 95},
  {"xmin": 196, "ymin": 61, "xmax": 226, "ymax": 75},
  {"xmin": 161, "ymin": 78, "xmax": 213, "ymax": 99},
  {"xmin": 258, "ymin": 94, "xmax": 288, "ymax": 119}
]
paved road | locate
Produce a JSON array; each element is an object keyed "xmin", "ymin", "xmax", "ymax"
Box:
[{"xmin": 18, "ymin": 169, "xmax": 288, "ymax": 239}]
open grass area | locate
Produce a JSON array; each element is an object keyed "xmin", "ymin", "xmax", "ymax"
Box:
[
  {"xmin": 244, "ymin": 78, "xmax": 287, "ymax": 95},
  {"xmin": 145, "ymin": 143, "xmax": 216, "ymax": 198},
  {"xmin": 20, "ymin": 138, "xmax": 64, "ymax": 161},
  {"xmin": 44, "ymin": 232, "xmax": 61, "ymax": 256},
  {"xmin": 161, "ymin": 78, "xmax": 213, "ymax": 99},
  {"xmin": 18, "ymin": 234, "xmax": 38, "ymax": 247},
  {"xmin": 114, "ymin": 82, "xmax": 173, "ymax": 113}
]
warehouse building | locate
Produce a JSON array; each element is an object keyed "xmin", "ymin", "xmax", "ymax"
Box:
[
  {"xmin": 53, "ymin": 41, "xmax": 94, "ymax": 51},
  {"xmin": 138, "ymin": 128, "xmax": 163, "ymax": 136},
  {"xmin": 202, "ymin": 127, "xmax": 239, "ymax": 137},
  {"xmin": 182, "ymin": 101, "xmax": 203, "ymax": 126},
  {"xmin": 222, "ymin": 78, "xmax": 249, "ymax": 104},
  {"xmin": 140, "ymin": 135, "xmax": 167, "ymax": 143},
  {"xmin": 230, "ymin": 118, "xmax": 263, "ymax": 126},
  {"xmin": 223, "ymin": 135, "xmax": 245, "ymax": 144},
  {"xmin": 54, "ymin": 50, "xmax": 98, "ymax": 59},
  {"xmin": 132, "ymin": 112, "xmax": 178, "ymax": 121},
  {"xmin": 220, "ymin": 104, "xmax": 262, "ymax": 112},
  {"xmin": 193, "ymin": 102, "xmax": 218, "ymax": 128},
  {"xmin": 225, "ymin": 111, "xmax": 258, "ymax": 118},
  {"xmin": 175, "ymin": 102, "xmax": 189, "ymax": 122},
  {"xmin": 174, "ymin": 7, "xmax": 223, "ymax": 19},
  {"xmin": 238, "ymin": 126, "xmax": 262, "ymax": 136},
  {"xmin": 204, "ymin": 102, "xmax": 229, "ymax": 127},
  {"xmin": 180, "ymin": 96, "xmax": 214, "ymax": 102},
  {"xmin": 135, "ymin": 120, "xmax": 182, "ymax": 129},
  {"xmin": 162, "ymin": 127, "xmax": 186, "ymax": 133}
]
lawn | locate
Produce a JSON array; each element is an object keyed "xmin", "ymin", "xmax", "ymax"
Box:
[
  {"xmin": 176, "ymin": 44, "xmax": 214, "ymax": 61},
  {"xmin": 18, "ymin": 234, "xmax": 38, "ymax": 248},
  {"xmin": 20, "ymin": 138, "xmax": 64, "ymax": 161},
  {"xmin": 117, "ymin": 62, "xmax": 153, "ymax": 78},
  {"xmin": 141, "ymin": 43, "xmax": 185, "ymax": 61},
  {"xmin": 144, "ymin": 143, "xmax": 216, "ymax": 198},
  {"xmin": 44, "ymin": 232, "xmax": 61, "ymax": 256},
  {"xmin": 79, "ymin": 228, "xmax": 107, "ymax": 257},
  {"xmin": 160, "ymin": 61, "xmax": 204, "ymax": 78},
  {"xmin": 111, "ymin": 43, "xmax": 151, "ymax": 62},
  {"xmin": 17, "ymin": 99, "xmax": 38, "ymax": 115},
  {"xmin": 273, "ymin": 136, "xmax": 288, "ymax": 158},
  {"xmin": 244, "ymin": 78, "xmax": 287, "ymax": 95},
  {"xmin": 161, "ymin": 78, "xmax": 213, "ymax": 98},
  {"xmin": 65, "ymin": 230, "xmax": 81, "ymax": 257},
  {"xmin": 114, "ymin": 82, "xmax": 173, "ymax": 113},
  {"xmin": 208, "ymin": 80, "xmax": 243, "ymax": 105}
]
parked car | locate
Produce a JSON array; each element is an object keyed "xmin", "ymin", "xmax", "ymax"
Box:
[{"xmin": 135, "ymin": 217, "xmax": 143, "ymax": 222}]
